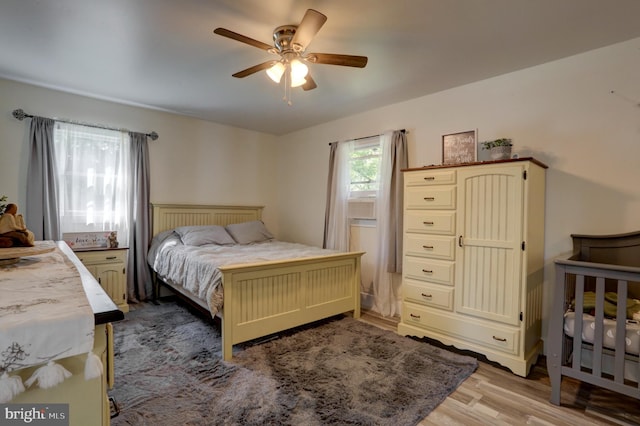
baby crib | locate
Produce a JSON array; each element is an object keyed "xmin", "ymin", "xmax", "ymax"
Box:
[{"xmin": 548, "ymin": 231, "xmax": 640, "ymax": 404}]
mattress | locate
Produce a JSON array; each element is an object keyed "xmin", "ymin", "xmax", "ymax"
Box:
[{"xmin": 563, "ymin": 311, "xmax": 640, "ymax": 356}]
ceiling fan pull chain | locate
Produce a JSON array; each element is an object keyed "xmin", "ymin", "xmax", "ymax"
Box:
[
  {"xmin": 285, "ymin": 70, "xmax": 289, "ymax": 104},
  {"xmin": 283, "ymin": 67, "xmax": 293, "ymax": 106}
]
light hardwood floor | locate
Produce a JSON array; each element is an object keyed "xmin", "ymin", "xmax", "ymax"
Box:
[{"xmin": 359, "ymin": 311, "xmax": 640, "ymax": 426}]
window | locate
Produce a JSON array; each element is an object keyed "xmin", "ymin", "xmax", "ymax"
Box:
[
  {"xmin": 346, "ymin": 136, "xmax": 381, "ymax": 220},
  {"xmin": 53, "ymin": 122, "xmax": 131, "ymax": 246},
  {"xmin": 348, "ymin": 137, "xmax": 381, "ymax": 198}
]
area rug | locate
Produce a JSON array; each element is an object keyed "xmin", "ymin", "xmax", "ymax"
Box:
[{"xmin": 109, "ymin": 301, "xmax": 477, "ymax": 426}]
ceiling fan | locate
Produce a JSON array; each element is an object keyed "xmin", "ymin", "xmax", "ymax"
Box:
[{"xmin": 213, "ymin": 9, "xmax": 368, "ymax": 94}]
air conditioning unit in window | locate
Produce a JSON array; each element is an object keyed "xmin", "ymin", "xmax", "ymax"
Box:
[{"xmin": 347, "ymin": 198, "xmax": 376, "ymax": 219}]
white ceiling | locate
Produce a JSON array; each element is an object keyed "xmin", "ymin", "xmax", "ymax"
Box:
[{"xmin": 1, "ymin": 0, "xmax": 640, "ymax": 135}]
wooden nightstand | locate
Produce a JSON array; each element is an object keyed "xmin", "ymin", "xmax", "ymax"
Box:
[{"xmin": 76, "ymin": 248, "xmax": 129, "ymax": 313}]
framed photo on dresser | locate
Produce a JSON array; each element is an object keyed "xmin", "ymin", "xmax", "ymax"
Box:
[{"xmin": 442, "ymin": 130, "xmax": 477, "ymax": 165}]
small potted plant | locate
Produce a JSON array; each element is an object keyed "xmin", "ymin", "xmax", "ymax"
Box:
[{"xmin": 481, "ymin": 138, "xmax": 513, "ymax": 160}]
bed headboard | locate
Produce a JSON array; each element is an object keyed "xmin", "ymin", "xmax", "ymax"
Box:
[
  {"xmin": 570, "ymin": 230, "xmax": 640, "ymax": 268},
  {"xmin": 151, "ymin": 204, "xmax": 264, "ymax": 236}
]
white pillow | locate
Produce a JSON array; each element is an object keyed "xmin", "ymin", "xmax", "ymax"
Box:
[
  {"xmin": 225, "ymin": 221, "xmax": 274, "ymax": 244},
  {"xmin": 175, "ymin": 225, "xmax": 235, "ymax": 246}
]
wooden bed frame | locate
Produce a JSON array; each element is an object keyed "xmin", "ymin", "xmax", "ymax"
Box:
[
  {"xmin": 548, "ymin": 231, "xmax": 640, "ymax": 404},
  {"xmin": 150, "ymin": 203, "xmax": 364, "ymax": 361}
]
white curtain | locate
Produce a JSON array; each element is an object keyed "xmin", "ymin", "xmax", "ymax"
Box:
[
  {"xmin": 323, "ymin": 140, "xmax": 354, "ymax": 251},
  {"xmin": 324, "ymin": 131, "xmax": 407, "ymax": 317},
  {"xmin": 373, "ymin": 130, "xmax": 408, "ymax": 317},
  {"xmin": 53, "ymin": 123, "xmax": 131, "ymax": 247}
]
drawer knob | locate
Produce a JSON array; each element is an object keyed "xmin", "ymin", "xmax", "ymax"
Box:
[
  {"xmin": 423, "ymin": 221, "xmax": 434, "ymax": 226},
  {"xmin": 410, "ymin": 313, "xmax": 421, "ymax": 319},
  {"xmin": 421, "ymin": 293, "xmax": 432, "ymax": 298},
  {"xmin": 423, "ymin": 197, "xmax": 435, "ymax": 201},
  {"xmin": 424, "ymin": 176, "xmax": 435, "ymax": 181},
  {"xmin": 422, "ymin": 269, "xmax": 433, "ymax": 274},
  {"xmin": 492, "ymin": 336, "xmax": 507, "ymax": 342},
  {"xmin": 106, "ymin": 256, "xmax": 117, "ymax": 260},
  {"xmin": 422, "ymin": 245, "xmax": 434, "ymax": 250}
]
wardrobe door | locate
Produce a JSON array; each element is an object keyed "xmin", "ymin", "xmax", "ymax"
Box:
[{"xmin": 455, "ymin": 164, "xmax": 524, "ymax": 326}]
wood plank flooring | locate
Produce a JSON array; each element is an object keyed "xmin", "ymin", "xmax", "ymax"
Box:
[{"xmin": 359, "ymin": 311, "xmax": 640, "ymax": 426}]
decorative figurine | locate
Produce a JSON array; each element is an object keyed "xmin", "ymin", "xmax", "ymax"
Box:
[
  {"xmin": 108, "ymin": 231, "xmax": 119, "ymax": 248},
  {"xmin": 0, "ymin": 203, "xmax": 35, "ymax": 247}
]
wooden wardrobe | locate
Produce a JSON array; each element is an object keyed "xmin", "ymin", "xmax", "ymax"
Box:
[{"xmin": 397, "ymin": 158, "xmax": 547, "ymax": 377}]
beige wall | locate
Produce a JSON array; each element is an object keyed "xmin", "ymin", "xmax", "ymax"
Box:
[
  {"xmin": 0, "ymin": 79, "xmax": 280, "ymax": 233},
  {"xmin": 275, "ymin": 37, "xmax": 640, "ymax": 343}
]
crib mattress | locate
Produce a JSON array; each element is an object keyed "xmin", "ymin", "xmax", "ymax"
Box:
[{"xmin": 564, "ymin": 311, "xmax": 640, "ymax": 356}]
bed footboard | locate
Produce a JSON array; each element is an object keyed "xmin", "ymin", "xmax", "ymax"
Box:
[
  {"xmin": 219, "ymin": 252, "xmax": 363, "ymax": 360},
  {"xmin": 548, "ymin": 231, "xmax": 640, "ymax": 405}
]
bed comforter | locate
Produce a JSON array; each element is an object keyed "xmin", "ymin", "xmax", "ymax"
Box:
[{"xmin": 148, "ymin": 234, "xmax": 336, "ymax": 315}]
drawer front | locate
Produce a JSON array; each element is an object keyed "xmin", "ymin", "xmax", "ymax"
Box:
[
  {"xmin": 404, "ymin": 234, "xmax": 455, "ymax": 260},
  {"xmin": 405, "ymin": 211, "xmax": 456, "ymax": 235},
  {"xmin": 401, "ymin": 303, "xmax": 520, "ymax": 355},
  {"xmin": 405, "ymin": 170, "xmax": 456, "ymax": 187},
  {"xmin": 403, "ymin": 257, "xmax": 454, "ymax": 285},
  {"xmin": 76, "ymin": 250, "xmax": 127, "ymax": 265},
  {"xmin": 406, "ymin": 186, "xmax": 456, "ymax": 209},
  {"xmin": 403, "ymin": 280, "xmax": 454, "ymax": 310}
]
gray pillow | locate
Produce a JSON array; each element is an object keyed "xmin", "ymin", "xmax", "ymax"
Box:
[
  {"xmin": 175, "ymin": 225, "xmax": 235, "ymax": 246},
  {"xmin": 225, "ymin": 220, "xmax": 274, "ymax": 244},
  {"xmin": 149, "ymin": 229, "xmax": 176, "ymax": 247},
  {"xmin": 147, "ymin": 230, "xmax": 180, "ymax": 265}
]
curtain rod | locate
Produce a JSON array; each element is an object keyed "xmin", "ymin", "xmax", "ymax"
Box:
[
  {"xmin": 329, "ymin": 128, "xmax": 406, "ymax": 145},
  {"xmin": 11, "ymin": 108, "xmax": 159, "ymax": 141}
]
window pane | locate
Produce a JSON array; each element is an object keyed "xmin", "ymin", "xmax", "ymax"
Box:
[
  {"xmin": 53, "ymin": 123, "xmax": 131, "ymax": 246},
  {"xmin": 349, "ymin": 141, "xmax": 380, "ymax": 195}
]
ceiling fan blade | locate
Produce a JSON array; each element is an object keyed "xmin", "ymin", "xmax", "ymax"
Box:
[
  {"xmin": 291, "ymin": 9, "xmax": 327, "ymax": 51},
  {"xmin": 214, "ymin": 28, "xmax": 273, "ymax": 51},
  {"xmin": 306, "ymin": 53, "xmax": 368, "ymax": 68},
  {"xmin": 302, "ymin": 74, "xmax": 317, "ymax": 91},
  {"xmin": 232, "ymin": 61, "xmax": 278, "ymax": 78}
]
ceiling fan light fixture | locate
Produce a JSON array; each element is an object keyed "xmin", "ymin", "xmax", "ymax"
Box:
[
  {"xmin": 266, "ymin": 61, "xmax": 285, "ymax": 83},
  {"xmin": 290, "ymin": 59, "xmax": 309, "ymax": 81}
]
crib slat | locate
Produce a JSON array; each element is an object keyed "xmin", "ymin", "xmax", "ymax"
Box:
[
  {"xmin": 614, "ymin": 280, "xmax": 628, "ymax": 383},
  {"xmin": 592, "ymin": 277, "xmax": 606, "ymax": 377},
  {"xmin": 573, "ymin": 276, "xmax": 585, "ymax": 372}
]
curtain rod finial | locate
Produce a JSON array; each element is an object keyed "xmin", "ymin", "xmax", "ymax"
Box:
[
  {"xmin": 148, "ymin": 131, "xmax": 159, "ymax": 141},
  {"xmin": 12, "ymin": 109, "xmax": 27, "ymax": 121}
]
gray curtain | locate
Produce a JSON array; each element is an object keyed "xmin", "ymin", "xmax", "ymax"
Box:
[
  {"xmin": 387, "ymin": 130, "xmax": 408, "ymax": 273},
  {"xmin": 373, "ymin": 130, "xmax": 408, "ymax": 317},
  {"xmin": 26, "ymin": 117, "xmax": 60, "ymax": 241},
  {"xmin": 127, "ymin": 132, "xmax": 152, "ymax": 302},
  {"xmin": 322, "ymin": 142, "xmax": 338, "ymax": 248}
]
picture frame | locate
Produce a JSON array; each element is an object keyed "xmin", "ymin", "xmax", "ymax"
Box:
[{"xmin": 442, "ymin": 130, "xmax": 477, "ymax": 165}]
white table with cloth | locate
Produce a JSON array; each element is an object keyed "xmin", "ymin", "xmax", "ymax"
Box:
[{"xmin": 0, "ymin": 241, "xmax": 123, "ymax": 425}]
